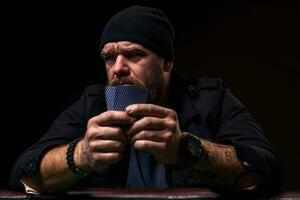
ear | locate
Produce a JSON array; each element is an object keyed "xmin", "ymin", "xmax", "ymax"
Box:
[{"xmin": 162, "ymin": 60, "xmax": 173, "ymax": 72}]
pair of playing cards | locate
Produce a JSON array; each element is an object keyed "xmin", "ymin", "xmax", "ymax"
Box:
[{"xmin": 105, "ymin": 85, "xmax": 148, "ymax": 111}]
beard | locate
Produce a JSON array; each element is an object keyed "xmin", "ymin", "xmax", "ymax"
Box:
[
  {"xmin": 108, "ymin": 70, "xmax": 163, "ymax": 104},
  {"xmin": 146, "ymin": 70, "xmax": 164, "ymax": 104}
]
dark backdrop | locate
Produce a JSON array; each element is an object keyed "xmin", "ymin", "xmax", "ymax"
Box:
[{"xmin": 1, "ymin": 1, "xmax": 299, "ymax": 191}]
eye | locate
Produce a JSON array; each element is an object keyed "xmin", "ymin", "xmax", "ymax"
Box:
[
  {"xmin": 102, "ymin": 54, "xmax": 116, "ymax": 64},
  {"xmin": 125, "ymin": 51, "xmax": 145, "ymax": 60}
]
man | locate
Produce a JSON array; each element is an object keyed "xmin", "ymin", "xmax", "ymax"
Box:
[{"xmin": 11, "ymin": 5, "xmax": 281, "ymax": 197}]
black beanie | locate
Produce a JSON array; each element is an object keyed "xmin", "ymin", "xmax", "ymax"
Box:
[{"xmin": 99, "ymin": 6, "xmax": 175, "ymax": 60}]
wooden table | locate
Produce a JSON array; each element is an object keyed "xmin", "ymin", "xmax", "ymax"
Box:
[{"xmin": 0, "ymin": 188, "xmax": 299, "ymax": 199}]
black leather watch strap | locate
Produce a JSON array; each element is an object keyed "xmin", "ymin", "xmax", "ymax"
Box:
[{"xmin": 66, "ymin": 138, "xmax": 88, "ymax": 178}]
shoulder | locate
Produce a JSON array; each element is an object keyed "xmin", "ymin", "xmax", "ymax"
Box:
[
  {"xmin": 172, "ymin": 71, "xmax": 226, "ymax": 96},
  {"xmin": 186, "ymin": 75, "xmax": 224, "ymax": 91}
]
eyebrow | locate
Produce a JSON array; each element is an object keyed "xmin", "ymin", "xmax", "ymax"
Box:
[{"xmin": 101, "ymin": 46, "xmax": 147, "ymax": 55}]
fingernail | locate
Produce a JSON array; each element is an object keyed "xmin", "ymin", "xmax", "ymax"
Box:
[{"xmin": 126, "ymin": 105, "xmax": 133, "ymax": 113}]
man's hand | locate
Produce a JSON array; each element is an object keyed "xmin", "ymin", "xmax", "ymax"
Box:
[
  {"xmin": 76, "ymin": 111, "xmax": 136, "ymax": 173},
  {"xmin": 125, "ymin": 104, "xmax": 182, "ymax": 164}
]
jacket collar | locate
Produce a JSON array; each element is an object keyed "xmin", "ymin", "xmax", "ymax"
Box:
[{"xmin": 169, "ymin": 71, "xmax": 199, "ymax": 128}]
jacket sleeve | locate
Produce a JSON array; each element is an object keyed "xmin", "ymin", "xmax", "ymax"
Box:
[
  {"xmin": 216, "ymin": 88, "xmax": 282, "ymax": 196},
  {"xmin": 10, "ymin": 87, "xmax": 90, "ymax": 191}
]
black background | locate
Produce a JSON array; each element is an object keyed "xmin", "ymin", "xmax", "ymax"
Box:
[{"xmin": 1, "ymin": 1, "xmax": 300, "ymax": 191}]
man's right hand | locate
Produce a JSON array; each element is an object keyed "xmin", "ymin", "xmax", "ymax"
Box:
[{"xmin": 75, "ymin": 111, "xmax": 136, "ymax": 173}]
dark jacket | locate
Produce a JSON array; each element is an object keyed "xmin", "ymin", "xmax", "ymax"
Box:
[{"xmin": 10, "ymin": 72, "xmax": 281, "ymax": 196}]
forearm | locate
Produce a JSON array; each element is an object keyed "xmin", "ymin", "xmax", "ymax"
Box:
[
  {"xmin": 20, "ymin": 144, "xmax": 81, "ymax": 194},
  {"xmin": 183, "ymin": 139, "xmax": 266, "ymax": 192}
]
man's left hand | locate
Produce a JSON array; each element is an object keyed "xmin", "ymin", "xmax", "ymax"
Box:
[{"xmin": 125, "ymin": 104, "xmax": 182, "ymax": 164}]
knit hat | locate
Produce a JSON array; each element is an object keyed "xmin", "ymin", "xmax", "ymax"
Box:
[{"xmin": 99, "ymin": 6, "xmax": 175, "ymax": 60}]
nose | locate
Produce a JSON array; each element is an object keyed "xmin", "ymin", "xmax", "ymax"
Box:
[{"xmin": 113, "ymin": 55, "xmax": 130, "ymax": 77}]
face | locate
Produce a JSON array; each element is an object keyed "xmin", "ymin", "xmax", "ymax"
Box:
[{"xmin": 101, "ymin": 41, "xmax": 172, "ymax": 104}]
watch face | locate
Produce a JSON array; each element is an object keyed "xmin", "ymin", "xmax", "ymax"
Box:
[
  {"xmin": 187, "ymin": 136, "xmax": 203, "ymax": 157},
  {"xmin": 177, "ymin": 133, "xmax": 203, "ymax": 169}
]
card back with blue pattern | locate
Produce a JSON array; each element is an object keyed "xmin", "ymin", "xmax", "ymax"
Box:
[{"xmin": 105, "ymin": 85, "xmax": 148, "ymax": 111}]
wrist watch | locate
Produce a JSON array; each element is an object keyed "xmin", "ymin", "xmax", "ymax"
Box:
[{"xmin": 176, "ymin": 132, "xmax": 204, "ymax": 169}]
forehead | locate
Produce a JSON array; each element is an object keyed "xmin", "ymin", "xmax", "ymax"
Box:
[{"xmin": 101, "ymin": 41, "xmax": 149, "ymax": 53}]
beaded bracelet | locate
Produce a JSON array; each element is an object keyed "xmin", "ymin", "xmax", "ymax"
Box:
[{"xmin": 66, "ymin": 138, "xmax": 88, "ymax": 178}]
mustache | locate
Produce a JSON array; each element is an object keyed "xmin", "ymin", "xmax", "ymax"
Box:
[{"xmin": 109, "ymin": 76, "xmax": 135, "ymax": 86}]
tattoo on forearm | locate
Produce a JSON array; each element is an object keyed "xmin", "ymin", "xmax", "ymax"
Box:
[{"xmin": 184, "ymin": 140, "xmax": 245, "ymax": 188}]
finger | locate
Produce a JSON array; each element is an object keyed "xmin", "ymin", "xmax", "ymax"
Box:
[
  {"xmin": 93, "ymin": 111, "xmax": 136, "ymax": 126},
  {"xmin": 89, "ymin": 140, "xmax": 125, "ymax": 152},
  {"xmin": 86, "ymin": 126, "xmax": 127, "ymax": 141},
  {"xmin": 133, "ymin": 140, "xmax": 166, "ymax": 153},
  {"xmin": 125, "ymin": 104, "xmax": 170, "ymax": 118},
  {"xmin": 127, "ymin": 117, "xmax": 165, "ymax": 138},
  {"xmin": 92, "ymin": 152, "xmax": 123, "ymax": 165},
  {"xmin": 131, "ymin": 130, "xmax": 168, "ymax": 142}
]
